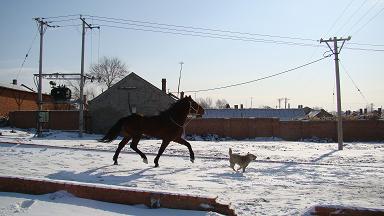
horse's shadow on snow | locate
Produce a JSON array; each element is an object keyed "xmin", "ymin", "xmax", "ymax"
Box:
[{"xmin": 46, "ymin": 166, "xmax": 156, "ymax": 186}]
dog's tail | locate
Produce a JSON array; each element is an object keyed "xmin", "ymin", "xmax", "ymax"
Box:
[
  {"xmin": 99, "ymin": 118, "xmax": 125, "ymax": 143},
  {"xmin": 229, "ymin": 148, "xmax": 232, "ymax": 156}
]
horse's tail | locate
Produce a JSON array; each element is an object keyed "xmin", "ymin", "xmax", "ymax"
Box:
[
  {"xmin": 229, "ymin": 148, "xmax": 232, "ymax": 156},
  {"xmin": 99, "ymin": 118, "xmax": 125, "ymax": 143}
]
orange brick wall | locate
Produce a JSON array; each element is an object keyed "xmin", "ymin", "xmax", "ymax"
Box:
[{"xmin": 186, "ymin": 118, "xmax": 384, "ymax": 141}]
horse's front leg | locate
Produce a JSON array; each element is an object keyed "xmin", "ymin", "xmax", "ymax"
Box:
[
  {"xmin": 130, "ymin": 135, "xmax": 148, "ymax": 164},
  {"xmin": 154, "ymin": 140, "xmax": 170, "ymax": 167},
  {"xmin": 113, "ymin": 137, "xmax": 131, "ymax": 165},
  {"xmin": 174, "ymin": 137, "xmax": 194, "ymax": 163}
]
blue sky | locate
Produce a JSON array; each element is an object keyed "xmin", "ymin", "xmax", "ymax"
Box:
[{"xmin": 1, "ymin": 0, "xmax": 383, "ymax": 111}]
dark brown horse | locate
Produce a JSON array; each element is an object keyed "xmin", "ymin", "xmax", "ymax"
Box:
[{"xmin": 99, "ymin": 96, "xmax": 205, "ymax": 167}]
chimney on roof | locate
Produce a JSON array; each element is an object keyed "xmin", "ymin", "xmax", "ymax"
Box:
[
  {"xmin": 240, "ymin": 104, "xmax": 243, "ymax": 109},
  {"xmin": 161, "ymin": 78, "xmax": 166, "ymax": 93},
  {"xmin": 12, "ymin": 79, "xmax": 17, "ymax": 85},
  {"xmin": 180, "ymin": 91, "xmax": 184, "ymax": 98},
  {"xmin": 234, "ymin": 105, "xmax": 239, "ymax": 109}
]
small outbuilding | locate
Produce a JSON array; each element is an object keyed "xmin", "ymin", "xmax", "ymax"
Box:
[{"xmin": 88, "ymin": 72, "xmax": 177, "ymax": 133}]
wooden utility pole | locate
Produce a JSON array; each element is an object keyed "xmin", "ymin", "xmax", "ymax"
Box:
[
  {"xmin": 79, "ymin": 16, "xmax": 99, "ymax": 137},
  {"xmin": 320, "ymin": 36, "xmax": 351, "ymax": 150}
]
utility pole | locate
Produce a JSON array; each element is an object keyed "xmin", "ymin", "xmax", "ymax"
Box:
[
  {"xmin": 278, "ymin": 98, "xmax": 284, "ymax": 109},
  {"xmin": 177, "ymin": 61, "xmax": 184, "ymax": 98},
  {"xmin": 284, "ymin": 97, "xmax": 290, "ymax": 109},
  {"xmin": 79, "ymin": 16, "xmax": 99, "ymax": 137},
  {"xmin": 320, "ymin": 36, "xmax": 351, "ymax": 150},
  {"xmin": 34, "ymin": 18, "xmax": 57, "ymax": 137}
]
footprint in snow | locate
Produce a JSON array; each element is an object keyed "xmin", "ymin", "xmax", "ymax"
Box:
[{"xmin": 20, "ymin": 200, "xmax": 35, "ymax": 209}]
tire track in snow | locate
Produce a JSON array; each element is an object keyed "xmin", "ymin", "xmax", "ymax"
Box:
[{"xmin": 1, "ymin": 141, "xmax": 382, "ymax": 169}]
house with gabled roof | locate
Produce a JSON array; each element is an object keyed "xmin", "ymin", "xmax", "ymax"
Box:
[{"xmin": 88, "ymin": 72, "xmax": 177, "ymax": 133}]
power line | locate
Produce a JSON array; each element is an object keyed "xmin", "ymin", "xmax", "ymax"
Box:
[
  {"xmin": 90, "ymin": 17, "xmax": 313, "ymax": 45},
  {"xmin": 84, "ymin": 14, "xmax": 317, "ymax": 42},
  {"xmin": 326, "ymin": 0, "xmax": 357, "ymax": 35},
  {"xmin": 42, "ymin": 14, "xmax": 80, "ymax": 19},
  {"xmin": 344, "ymin": 46, "xmax": 384, "ymax": 52},
  {"xmin": 348, "ymin": 42, "xmax": 384, "ymax": 47},
  {"xmin": 39, "ymin": 14, "xmax": 383, "ymax": 52},
  {"xmin": 183, "ymin": 54, "xmax": 332, "ymax": 93},
  {"xmin": 346, "ymin": 0, "xmax": 380, "ymax": 35},
  {"xmin": 352, "ymin": 5, "xmax": 384, "ymax": 36},
  {"xmin": 340, "ymin": 61, "xmax": 369, "ymax": 104},
  {"xmin": 336, "ymin": 0, "xmax": 368, "ymax": 35},
  {"xmin": 16, "ymin": 28, "xmax": 39, "ymax": 79},
  {"xmin": 99, "ymin": 24, "xmax": 321, "ymax": 48}
]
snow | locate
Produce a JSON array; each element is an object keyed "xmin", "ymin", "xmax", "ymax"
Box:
[{"xmin": 0, "ymin": 127, "xmax": 384, "ymax": 215}]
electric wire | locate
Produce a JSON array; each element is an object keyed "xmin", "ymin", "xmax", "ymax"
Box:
[
  {"xmin": 38, "ymin": 14, "xmax": 383, "ymax": 52},
  {"xmin": 90, "ymin": 17, "xmax": 316, "ymax": 46},
  {"xmin": 352, "ymin": 5, "xmax": 384, "ymax": 36},
  {"xmin": 325, "ymin": 0, "xmax": 356, "ymax": 36},
  {"xmin": 348, "ymin": 42, "xmax": 384, "ymax": 47},
  {"xmin": 84, "ymin": 15, "xmax": 317, "ymax": 42},
  {"xmin": 344, "ymin": 47, "xmax": 384, "ymax": 52},
  {"xmin": 340, "ymin": 61, "xmax": 369, "ymax": 104},
  {"xmin": 346, "ymin": 0, "xmax": 380, "ymax": 35},
  {"xmin": 99, "ymin": 24, "xmax": 322, "ymax": 48},
  {"xmin": 336, "ymin": 0, "xmax": 368, "ymax": 36},
  {"xmin": 182, "ymin": 54, "xmax": 332, "ymax": 93},
  {"xmin": 41, "ymin": 14, "xmax": 80, "ymax": 19},
  {"xmin": 16, "ymin": 28, "xmax": 39, "ymax": 79}
]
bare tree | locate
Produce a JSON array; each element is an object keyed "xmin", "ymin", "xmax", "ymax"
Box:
[
  {"xmin": 196, "ymin": 97, "xmax": 213, "ymax": 109},
  {"xmin": 215, "ymin": 99, "xmax": 229, "ymax": 109},
  {"xmin": 65, "ymin": 79, "xmax": 97, "ymax": 101},
  {"xmin": 89, "ymin": 56, "xmax": 129, "ymax": 89}
]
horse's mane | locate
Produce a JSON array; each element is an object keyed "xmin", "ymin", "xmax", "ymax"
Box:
[{"xmin": 158, "ymin": 97, "xmax": 188, "ymax": 116}]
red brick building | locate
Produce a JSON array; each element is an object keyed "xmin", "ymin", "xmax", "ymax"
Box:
[{"xmin": 0, "ymin": 82, "xmax": 72, "ymax": 118}]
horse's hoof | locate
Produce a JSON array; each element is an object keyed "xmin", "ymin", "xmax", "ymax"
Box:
[
  {"xmin": 113, "ymin": 161, "xmax": 118, "ymax": 165},
  {"xmin": 154, "ymin": 164, "xmax": 159, "ymax": 168},
  {"xmin": 143, "ymin": 158, "xmax": 148, "ymax": 164},
  {"xmin": 190, "ymin": 158, "xmax": 194, "ymax": 163}
]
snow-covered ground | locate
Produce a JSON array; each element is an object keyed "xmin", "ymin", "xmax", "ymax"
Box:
[{"xmin": 0, "ymin": 127, "xmax": 383, "ymax": 215}]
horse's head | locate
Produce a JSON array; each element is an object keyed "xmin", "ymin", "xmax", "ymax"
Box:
[{"xmin": 184, "ymin": 96, "xmax": 205, "ymax": 117}]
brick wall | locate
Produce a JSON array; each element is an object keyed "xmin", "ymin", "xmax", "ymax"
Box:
[
  {"xmin": 9, "ymin": 111, "xmax": 384, "ymax": 141},
  {"xmin": 186, "ymin": 118, "xmax": 384, "ymax": 141},
  {"xmin": 9, "ymin": 110, "xmax": 91, "ymax": 132}
]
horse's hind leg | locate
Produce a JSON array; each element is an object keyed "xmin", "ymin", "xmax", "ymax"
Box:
[
  {"xmin": 113, "ymin": 137, "xmax": 131, "ymax": 165},
  {"xmin": 154, "ymin": 140, "xmax": 170, "ymax": 167},
  {"xmin": 174, "ymin": 137, "xmax": 195, "ymax": 163},
  {"xmin": 130, "ymin": 135, "xmax": 148, "ymax": 164}
]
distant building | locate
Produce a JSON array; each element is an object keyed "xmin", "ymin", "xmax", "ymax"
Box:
[
  {"xmin": 88, "ymin": 72, "xmax": 177, "ymax": 133},
  {"xmin": 306, "ymin": 109, "xmax": 333, "ymax": 119},
  {"xmin": 203, "ymin": 108, "xmax": 306, "ymax": 121}
]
